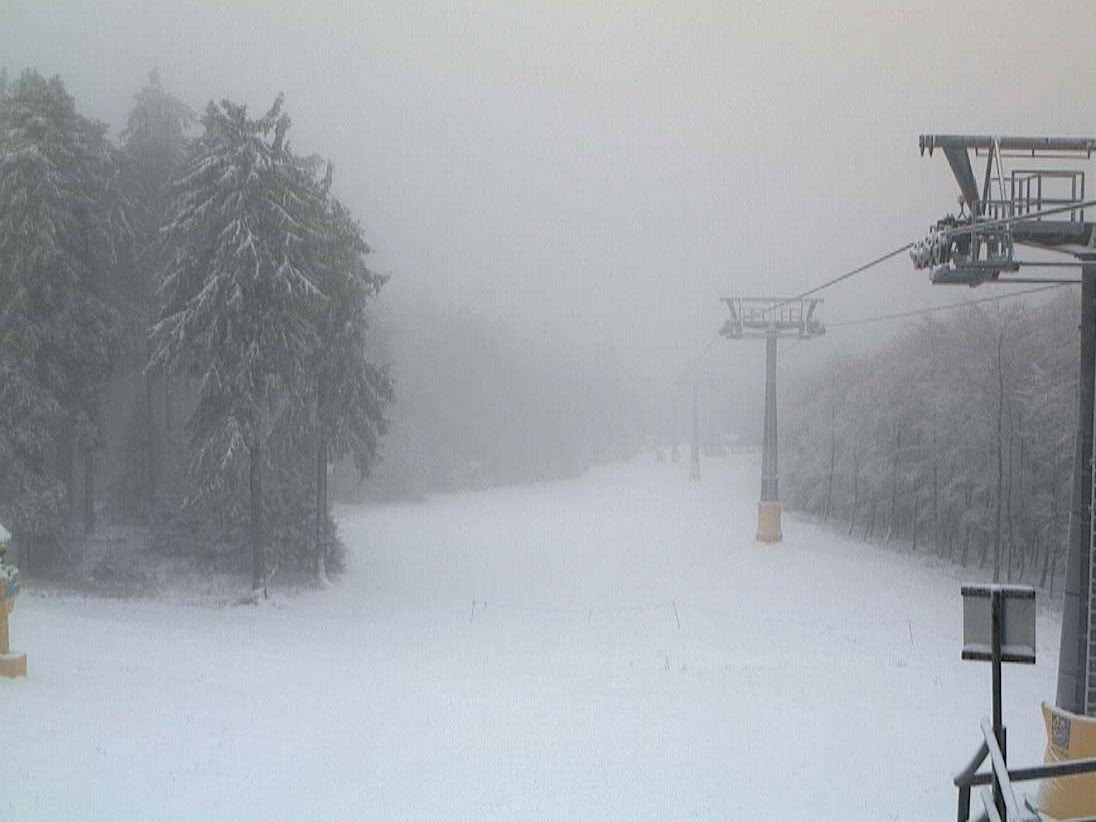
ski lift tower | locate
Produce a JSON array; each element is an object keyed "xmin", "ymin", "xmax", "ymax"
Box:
[
  {"xmin": 677, "ymin": 377, "xmax": 714, "ymax": 482},
  {"xmin": 720, "ymin": 297, "xmax": 825, "ymax": 543},
  {"xmin": 916, "ymin": 134, "xmax": 1096, "ymax": 818}
]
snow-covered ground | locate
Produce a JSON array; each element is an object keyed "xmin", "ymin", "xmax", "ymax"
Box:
[{"xmin": 1, "ymin": 454, "xmax": 1062, "ymax": 820}]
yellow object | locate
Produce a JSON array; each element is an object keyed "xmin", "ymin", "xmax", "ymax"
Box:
[
  {"xmin": 0, "ymin": 584, "xmax": 27, "ymax": 678},
  {"xmin": 0, "ymin": 652, "xmax": 26, "ymax": 677},
  {"xmin": 1036, "ymin": 702, "xmax": 1096, "ymax": 819},
  {"xmin": 757, "ymin": 501, "xmax": 783, "ymax": 543}
]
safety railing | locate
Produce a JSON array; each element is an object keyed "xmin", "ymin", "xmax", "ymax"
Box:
[{"xmin": 954, "ymin": 718, "xmax": 1096, "ymax": 822}]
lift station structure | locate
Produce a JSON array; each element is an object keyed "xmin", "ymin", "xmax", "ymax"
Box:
[
  {"xmin": 915, "ymin": 134, "xmax": 1096, "ymax": 817},
  {"xmin": 720, "ymin": 297, "xmax": 825, "ymax": 543}
]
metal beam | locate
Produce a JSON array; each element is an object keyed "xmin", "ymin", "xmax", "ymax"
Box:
[
  {"xmin": 922, "ymin": 135, "xmax": 1096, "ymax": 155},
  {"xmin": 1013, "ymin": 220, "xmax": 1093, "ymax": 250},
  {"xmin": 719, "ymin": 297, "xmax": 826, "ymax": 339},
  {"xmin": 944, "ymin": 147, "xmax": 982, "ymax": 211}
]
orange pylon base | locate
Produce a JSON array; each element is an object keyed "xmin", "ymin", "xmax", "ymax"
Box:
[
  {"xmin": 0, "ymin": 594, "xmax": 26, "ymax": 677},
  {"xmin": 0, "ymin": 652, "xmax": 26, "ymax": 678},
  {"xmin": 757, "ymin": 502, "xmax": 783, "ymax": 543}
]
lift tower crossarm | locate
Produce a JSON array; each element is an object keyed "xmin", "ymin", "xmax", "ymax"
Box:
[
  {"xmin": 920, "ymin": 135, "xmax": 1096, "ymax": 156},
  {"xmin": 719, "ymin": 297, "xmax": 825, "ymax": 340}
]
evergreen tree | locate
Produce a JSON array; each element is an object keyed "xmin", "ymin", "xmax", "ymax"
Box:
[
  {"xmin": 119, "ymin": 70, "xmax": 193, "ymax": 519},
  {"xmin": 150, "ymin": 95, "xmax": 323, "ymax": 596},
  {"xmin": 0, "ymin": 70, "xmax": 125, "ymax": 557},
  {"xmin": 308, "ymin": 187, "xmax": 392, "ymax": 580}
]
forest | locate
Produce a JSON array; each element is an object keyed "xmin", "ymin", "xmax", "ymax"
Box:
[
  {"xmin": 0, "ymin": 68, "xmax": 391, "ymax": 594},
  {"xmin": 0, "ymin": 67, "xmax": 655, "ymax": 596},
  {"xmin": 781, "ymin": 290, "xmax": 1079, "ymax": 590}
]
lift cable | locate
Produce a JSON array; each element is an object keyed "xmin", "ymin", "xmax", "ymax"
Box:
[
  {"xmin": 706, "ymin": 198, "xmax": 1096, "ymax": 368},
  {"xmin": 826, "ymin": 282, "xmax": 1073, "ymax": 330},
  {"xmin": 776, "ymin": 242, "xmax": 915, "ymax": 306}
]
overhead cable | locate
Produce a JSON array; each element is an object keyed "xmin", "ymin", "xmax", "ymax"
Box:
[
  {"xmin": 763, "ymin": 242, "xmax": 914, "ymax": 315},
  {"xmin": 826, "ymin": 282, "xmax": 1074, "ymax": 329}
]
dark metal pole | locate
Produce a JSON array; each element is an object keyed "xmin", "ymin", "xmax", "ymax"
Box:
[
  {"xmin": 1057, "ymin": 264, "xmax": 1096, "ymax": 714},
  {"xmin": 991, "ymin": 588, "xmax": 1006, "ymax": 819},
  {"xmin": 761, "ymin": 332, "xmax": 779, "ymax": 502}
]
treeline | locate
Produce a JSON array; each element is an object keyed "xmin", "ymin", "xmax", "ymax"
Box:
[
  {"xmin": 0, "ymin": 69, "xmax": 390, "ymax": 593},
  {"xmin": 358, "ymin": 303, "xmax": 648, "ymax": 499},
  {"xmin": 782, "ymin": 291, "xmax": 1078, "ymax": 588}
]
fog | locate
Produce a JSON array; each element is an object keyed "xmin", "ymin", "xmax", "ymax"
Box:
[
  {"xmin": 4, "ymin": 0, "xmax": 1096, "ymax": 481},
  {"xmin": 9, "ymin": 5, "xmax": 1096, "ymax": 816}
]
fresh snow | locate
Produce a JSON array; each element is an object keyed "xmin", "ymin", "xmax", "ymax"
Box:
[{"xmin": 0, "ymin": 454, "xmax": 1061, "ymax": 820}]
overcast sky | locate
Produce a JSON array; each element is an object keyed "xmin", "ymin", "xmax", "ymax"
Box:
[{"xmin": 3, "ymin": 0, "xmax": 1096, "ymax": 403}]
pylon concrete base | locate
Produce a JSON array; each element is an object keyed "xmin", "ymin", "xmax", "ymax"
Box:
[
  {"xmin": 756, "ymin": 502, "xmax": 783, "ymax": 543},
  {"xmin": 1, "ymin": 593, "xmax": 26, "ymax": 677},
  {"xmin": 0, "ymin": 652, "xmax": 26, "ymax": 678},
  {"xmin": 1037, "ymin": 702, "xmax": 1096, "ymax": 819}
]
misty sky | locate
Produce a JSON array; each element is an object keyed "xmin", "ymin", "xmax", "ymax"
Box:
[{"xmin": 3, "ymin": 0, "xmax": 1096, "ymax": 403}]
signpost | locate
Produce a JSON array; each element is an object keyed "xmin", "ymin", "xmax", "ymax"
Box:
[{"xmin": 961, "ymin": 584, "xmax": 1037, "ymax": 819}]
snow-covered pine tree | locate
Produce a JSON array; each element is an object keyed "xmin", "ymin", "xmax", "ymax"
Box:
[
  {"xmin": 0, "ymin": 70, "xmax": 126, "ymax": 558},
  {"xmin": 150, "ymin": 95, "xmax": 323, "ymax": 596},
  {"xmin": 308, "ymin": 185, "xmax": 392, "ymax": 581},
  {"xmin": 119, "ymin": 70, "xmax": 194, "ymax": 519}
]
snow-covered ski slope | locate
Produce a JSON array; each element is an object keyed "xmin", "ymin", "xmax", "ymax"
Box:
[{"xmin": 1, "ymin": 454, "xmax": 1061, "ymax": 820}]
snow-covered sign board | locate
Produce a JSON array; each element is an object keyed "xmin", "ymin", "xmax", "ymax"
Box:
[{"xmin": 961, "ymin": 584, "xmax": 1036, "ymax": 665}]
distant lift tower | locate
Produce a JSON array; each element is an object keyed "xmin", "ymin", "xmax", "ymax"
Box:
[
  {"xmin": 916, "ymin": 135, "xmax": 1096, "ymax": 818},
  {"xmin": 678, "ymin": 378, "xmax": 713, "ymax": 482},
  {"xmin": 720, "ymin": 298, "xmax": 825, "ymax": 543}
]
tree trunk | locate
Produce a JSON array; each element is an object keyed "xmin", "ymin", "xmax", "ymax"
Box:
[
  {"xmin": 911, "ymin": 492, "xmax": 919, "ymax": 552},
  {"xmin": 83, "ymin": 446, "xmax": 95, "ymax": 536},
  {"xmin": 61, "ymin": 424, "xmax": 75, "ymax": 528},
  {"xmin": 824, "ymin": 399, "xmax": 836, "ymax": 522},
  {"xmin": 315, "ymin": 433, "xmax": 328, "ymax": 581},
  {"xmin": 145, "ymin": 371, "xmax": 157, "ymax": 519},
  {"xmin": 249, "ymin": 440, "xmax": 265, "ymax": 595},
  {"xmin": 932, "ymin": 435, "xmax": 940, "ymax": 552},
  {"xmin": 847, "ymin": 449, "xmax": 860, "ymax": 537},
  {"xmin": 163, "ymin": 376, "xmax": 173, "ymax": 434},
  {"xmin": 887, "ymin": 430, "xmax": 900, "ymax": 542}
]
